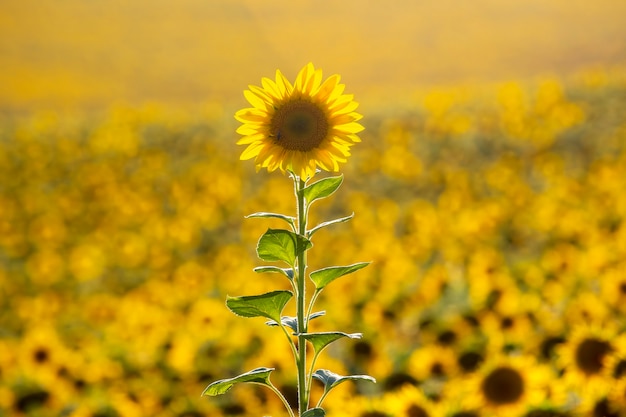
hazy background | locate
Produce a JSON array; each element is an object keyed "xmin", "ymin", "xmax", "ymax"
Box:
[{"xmin": 1, "ymin": 0, "xmax": 625, "ymax": 109}]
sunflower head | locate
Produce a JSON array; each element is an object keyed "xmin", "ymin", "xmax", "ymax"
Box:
[
  {"xmin": 235, "ymin": 63, "xmax": 364, "ymax": 179},
  {"xmin": 455, "ymin": 354, "xmax": 551, "ymax": 417},
  {"xmin": 480, "ymin": 366, "xmax": 524, "ymax": 406}
]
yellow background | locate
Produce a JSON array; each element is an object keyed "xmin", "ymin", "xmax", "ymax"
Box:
[{"xmin": 2, "ymin": 0, "xmax": 625, "ymax": 109}]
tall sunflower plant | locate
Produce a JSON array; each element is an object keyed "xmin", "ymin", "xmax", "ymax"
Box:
[{"xmin": 202, "ymin": 63, "xmax": 376, "ymax": 416}]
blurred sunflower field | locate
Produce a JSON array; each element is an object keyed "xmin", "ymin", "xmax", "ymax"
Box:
[
  {"xmin": 3, "ymin": 1, "xmax": 626, "ymax": 417},
  {"xmin": 2, "ymin": 68, "xmax": 626, "ymax": 416}
]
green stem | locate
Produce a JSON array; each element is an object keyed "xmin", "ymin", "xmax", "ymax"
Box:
[
  {"xmin": 295, "ymin": 176, "xmax": 308, "ymax": 415},
  {"xmin": 307, "ymin": 351, "xmax": 320, "ymax": 402},
  {"xmin": 315, "ymin": 389, "xmax": 330, "ymax": 409},
  {"xmin": 279, "ymin": 322, "xmax": 299, "ymax": 366},
  {"xmin": 266, "ymin": 382, "xmax": 297, "ymax": 417},
  {"xmin": 305, "ymin": 289, "xmax": 322, "ymax": 330}
]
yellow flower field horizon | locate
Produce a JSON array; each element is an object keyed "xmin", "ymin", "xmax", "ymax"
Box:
[{"xmin": 2, "ymin": 0, "xmax": 626, "ymax": 110}]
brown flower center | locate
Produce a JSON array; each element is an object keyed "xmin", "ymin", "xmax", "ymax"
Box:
[
  {"xmin": 458, "ymin": 351, "xmax": 484, "ymax": 373},
  {"xmin": 33, "ymin": 347, "xmax": 49, "ymax": 364},
  {"xmin": 270, "ymin": 99, "xmax": 329, "ymax": 151},
  {"xmin": 575, "ymin": 338, "xmax": 611, "ymax": 375},
  {"xmin": 481, "ymin": 366, "xmax": 524, "ymax": 405},
  {"xmin": 407, "ymin": 404, "xmax": 429, "ymax": 417}
]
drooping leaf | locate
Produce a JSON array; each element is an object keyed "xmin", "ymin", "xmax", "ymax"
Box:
[
  {"xmin": 302, "ymin": 408, "xmax": 326, "ymax": 417},
  {"xmin": 265, "ymin": 311, "xmax": 326, "ymax": 332},
  {"xmin": 302, "ymin": 175, "xmax": 343, "ymax": 206},
  {"xmin": 309, "ymin": 262, "xmax": 370, "ymax": 290},
  {"xmin": 312, "ymin": 369, "xmax": 376, "ymax": 394},
  {"xmin": 253, "ymin": 266, "xmax": 294, "ymax": 281},
  {"xmin": 301, "ymin": 332, "xmax": 362, "ymax": 354},
  {"xmin": 308, "ymin": 213, "xmax": 354, "ymax": 237},
  {"xmin": 226, "ymin": 291, "xmax": 293, "ymax": 322},
  {"xmin": 202, "ymin": 367, "xmax": 275, "ymax": 396},
  {"xmin": 245, "ymin": 212, "xmax": 296, "ymax": 228},
  {"xmin": 257, "ymin": 229, "xmax": 312, "ymax": 265}
]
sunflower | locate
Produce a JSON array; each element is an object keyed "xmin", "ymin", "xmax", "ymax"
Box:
[
  {"xmin": 478, "ymin": 310, "xmax": 537, "ymax": 351},
  {"xmin": 235, "ymin": 62, "xmax": 364, "ymax": 179},
  {"xmin": 383, "ymin": 384, "xmax": 438, "ymax": 417},
  {"xmin": 458, "ymin": 353, "xmax": 551, "ymax": 417},
  {"xmin": 556, "ymin": 323, "xmax": 616, "ymax": 401},
  {"xmin": 407, "ymin": 345, "xmax": 459, "ymax": 382}
]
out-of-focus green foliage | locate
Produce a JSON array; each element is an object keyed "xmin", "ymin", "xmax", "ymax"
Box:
[{"xmin": 1, "ymin": 72, "xmax": 626, "ymax": 416}]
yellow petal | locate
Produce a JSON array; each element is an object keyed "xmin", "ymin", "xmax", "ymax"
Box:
[
  {"xmin": 331, "ymin": 113, "xmax": 362, "ymax": 126},
  {"xmin": 236, "ymin": 124, "xmax": 262, "ymax": 135},
  {"xmin": 333, "ymin": 122, "xmax": 365, "ymax": 134},
  {"xmin": 329, "ymin": 100, "xmax": 359, "ymax": 115},
  {"xmin": 325, "ymin": 83, "xmax": 346, "ymax": 104},
  {"xmin": 295, "ymin": 63, "xmax": 315, "ymax": 93},
  {"xmin": 236, "ymin": 132, "xmax": 265, "ymax": 145},
  {"xmin": 240, "ymin": 141, "xmax": 265, "ymax": 160},
  {"xmin": 275, "ymin": 69, "xmax": 293, "ymax": 99},
  {"xmin": 235, "ymin": 108, "xmax": 268, "ymax": 123},
  {"xmin": 336, "ymin": 132, "xmax": 362, "ymax": 143},
  {"xmin": 328, "ymin": 94, "xmax": 355, "ymax": 112},
  {"xmin": 314, "ymin": 74, "xmax": 341, "ymax": 102},
  {"xmin": 261, "ymin": 77, "xmax": 282, "ymax": 101},
  {"xmin": 330, "ymin": 142, "xmax": 351, "ymax": 157},
  {"xmin": 256, "ymin": 143, "xmax": 280, "ymax": 167},
  {"xmin": 315, "ymin": 149, "xmax": 340, "ymax": 170},
  {"xmin": 304, "ymin": 68, "xmax": 323, "ymax": 96},
  {"xmin": 249, "ymin": 84, "xmax": 273, "ymax": 103},
  {"xmin": 244, "ymin": 89, "xmax": 269, "ymax": 110}
]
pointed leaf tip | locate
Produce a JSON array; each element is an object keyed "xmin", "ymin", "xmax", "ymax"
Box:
[
  {"xmin": 245, "ymin": 212, "xmax": 296, "ymax": 227},
  {"xmin": 302, "ymin": 175, "xmax": 343, "ymax": 205},
  {"xmin": 308, "ymin": 213, "xmax": 354, "ymax": 237},
  {"xmin": 310, "ymin": 262, "xmax": 370, "ymax": 290},
  {"xmin": 253, "ymin": 265, "xmax": 295, "ymax": 281},
  {"xmin": 301, "ymin": 331, "xmax": 362, "ymax": 355},
  {"xmin": 202, "ymin": 367, "xmax": 275, "ymax": 396},
  {"xmin": 312, "ymin": 369, "xmax": 376, "ymax": 394}
]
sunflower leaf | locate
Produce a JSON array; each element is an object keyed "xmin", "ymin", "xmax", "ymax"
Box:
[
  {"xmin": 226, "ymin": 291, "xmax": 293, "ymax": 322},
  {"xmin": 312, "ymin": 369, "xmax": 376, "ymax": 394},
  {"xmin": 301, "ymin": 332, "xmax": 362, "ymax": 355},
  {"xmin": 257, "ymin": 229, "xmax": 312, "ymax": 266},
  {"xmin": 309, "ymin": 262, "xmax": 370, "ymax": 290},
  {"xmin": 253, "ymin": 266, "xmax": 295, "ymax": 281},
  {"xmin": 265, "ymin": 311, "xmax": 326, "ymax": 332},
  {"xmin": 308, "ymin": 213, "xmax": 354, "ymax": 237},
  {"xmin": 202, "ymin": 367, "xmax": 275, "ymax": 396},
  {"xmin": 302, "ymin": 175, "xmax": 343, "ymax": 205},
  {"xmin": 302, "ymin": 408, "xmax": 326, "ymax": 417},
  {"xmin": 245, "ymin": 212, "xmax": 296, "ymax": 228}
]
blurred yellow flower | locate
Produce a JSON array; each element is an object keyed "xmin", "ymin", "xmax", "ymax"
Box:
[
  {"xmin": 68, "ymin": 242, "xmax": 107, "ymax": 281},
  {"xmin": 557, "ymin": 323, "xmax": 616, "ymax": 400},
  {"xmin": 460, "ymin": 354, "xmax": 550, "ymax": 417},
  {"xmin": 235, "ymin": 62, "xmax": 363, "ymax": 178}
]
